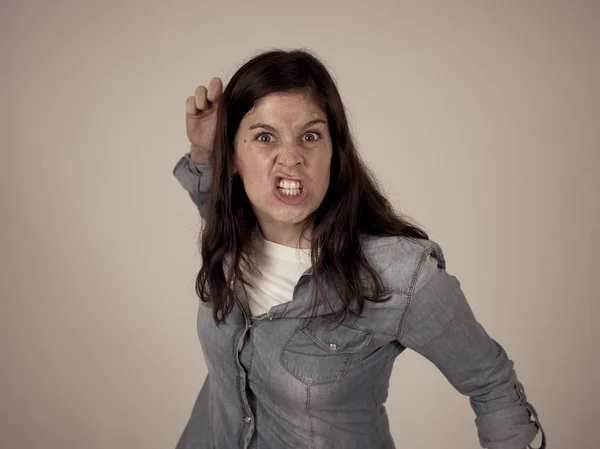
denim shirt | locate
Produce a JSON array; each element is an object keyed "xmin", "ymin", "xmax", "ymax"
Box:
[{"xmin": 172, "ymin": 154, "xmax": 546, "ymax": 449}]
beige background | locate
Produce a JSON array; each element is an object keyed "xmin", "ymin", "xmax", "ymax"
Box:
[{"xmin": 1, "ymin": 1, "xmax": 598, "ymax": 448}]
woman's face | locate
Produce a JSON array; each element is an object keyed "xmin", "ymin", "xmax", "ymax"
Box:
[{"xmin": 233, "ymin": 92, "xmax": 332, "ymax": 240}]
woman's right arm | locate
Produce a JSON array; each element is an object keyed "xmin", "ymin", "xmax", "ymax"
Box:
[
  {"xmin": 173, "ymin": 77, "xmax": 222, "ymax": 218},
  {"xmin": 172, "ymin": 149, "xmax": 212, "ymax": 218}
]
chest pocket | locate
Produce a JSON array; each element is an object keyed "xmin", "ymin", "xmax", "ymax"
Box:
[{"xmin": 280, "ymin": 317, "xmax": 372, "ymax": 385}]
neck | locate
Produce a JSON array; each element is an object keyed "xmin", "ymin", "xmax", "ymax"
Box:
[{"xmin": 256, "ymin": 222, "xmax": 312, "ymax": 249}]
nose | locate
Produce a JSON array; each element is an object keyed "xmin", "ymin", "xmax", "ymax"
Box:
[{"xmin": 277, "ymin": 142, "xmax": 302, "ymax": 167}]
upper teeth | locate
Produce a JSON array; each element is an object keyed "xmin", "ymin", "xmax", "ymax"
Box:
[{"xmin": 278, "ymin": 179, "xmax": 302, "ymax": 189}]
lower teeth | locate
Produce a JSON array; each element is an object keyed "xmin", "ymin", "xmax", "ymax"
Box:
[{"xmin": 279, "ymin": 188, "xmax": 301, "ymax": 196}]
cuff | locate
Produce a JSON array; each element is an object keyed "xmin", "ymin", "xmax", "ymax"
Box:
[
  {"xmin": 475, "ymin": 381, "xmax": 546, "ymax": 449},
  {"xmin": 172, "ymin": 153, "xmax": 213, "ymax": 193}
]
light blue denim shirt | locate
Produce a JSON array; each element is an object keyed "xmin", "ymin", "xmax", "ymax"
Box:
[{"xmin": 173, "ymin": 154, "xmax": 546, "ymax": 449}]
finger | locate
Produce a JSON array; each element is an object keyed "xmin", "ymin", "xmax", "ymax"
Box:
[
  {"xmin": 185, "ymin": 96, "xmax": 198, "ymax": 115},
  {"xmin": 194, "ymin": 85, "xmax": 208, "ymax": 111},
  {"xmin": 207, "ymin": 77, "xmax": 223, "ymax": 104}
]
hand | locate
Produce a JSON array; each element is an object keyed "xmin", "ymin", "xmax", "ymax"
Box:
[{"xmin": 185, "ymin": 77, "xmax": 223, "ymax": 164}]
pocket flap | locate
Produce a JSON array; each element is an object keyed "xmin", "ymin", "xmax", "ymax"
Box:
[{"xmin": 304, "ymin": 318, "xmax": 372, "ymax": 354}]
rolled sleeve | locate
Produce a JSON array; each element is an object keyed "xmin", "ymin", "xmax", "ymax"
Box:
[
  {"xmin": 397, "ymin": 246, "xmax": 546, "ymax": 449},
  {"xmin": 172, "ymin": 153, "xmax": 213, "ymax": 216}
]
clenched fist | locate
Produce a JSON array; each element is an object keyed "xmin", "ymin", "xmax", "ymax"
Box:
[{"xmin": 185, "ymin": 77, "xmax": 223, "ymax": 164}]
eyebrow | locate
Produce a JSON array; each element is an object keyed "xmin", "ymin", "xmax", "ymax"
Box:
[{"xmin": 248, "ymin": 119, "xmax": 327, "ymax": 132}]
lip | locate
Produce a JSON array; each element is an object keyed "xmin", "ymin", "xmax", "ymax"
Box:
[
  {"xmin": 273, "ymin": 185, "xmax": 308, "ymax": 205},
  {"xmin": 274, "ymin": 176, "xmax": 304, "ymax": 187}
]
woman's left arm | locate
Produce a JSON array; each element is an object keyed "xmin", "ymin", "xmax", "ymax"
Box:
[{"xmin": 397, "ymin": 246, "xmax": 546, "ymax": 449}]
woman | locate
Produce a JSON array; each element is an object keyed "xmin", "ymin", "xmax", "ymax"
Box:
[{"xmin": 172, "ymin": 50, "xmax": 546, "ymax": 449}]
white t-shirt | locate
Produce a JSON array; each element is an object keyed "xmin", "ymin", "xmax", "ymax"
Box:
[{"xmin": 241, "ymin": 229, "xmax": 312, "ymax": 317}]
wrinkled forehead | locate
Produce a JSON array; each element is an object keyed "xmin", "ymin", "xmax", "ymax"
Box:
[{"xmin": 242, "ymin": 91, "xmax": 327, "ymax": 128}]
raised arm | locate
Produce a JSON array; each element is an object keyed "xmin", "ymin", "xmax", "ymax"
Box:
[
  {"xmin": 172, "ymin": 78, "xmax": 222, "ymax": 217},
  {"xmin": 172, "ymin": 151, "xmax": 212, "ymax": 217}
]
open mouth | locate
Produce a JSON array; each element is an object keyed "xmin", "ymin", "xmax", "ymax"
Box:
[{"xmin": 276, "ymin": 178, "xmax": 303, "ymax": 196}]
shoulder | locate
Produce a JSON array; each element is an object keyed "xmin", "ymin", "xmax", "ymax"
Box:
[{"xmin": 359, "ymin": 234, "xmax": 447, "ymax": 294}]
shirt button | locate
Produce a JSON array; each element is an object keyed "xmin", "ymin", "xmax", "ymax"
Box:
[
  {"xmin": 245, "ymin": 416, "xmax": 252, "ymax": 424},
  {"xmin": 329, "ymin": 343, "xmax": 338, "ymax": 351}
]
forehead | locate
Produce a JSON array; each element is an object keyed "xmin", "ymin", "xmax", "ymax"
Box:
[{"xmin": 242, "ymin": 92, "xmax": 326, "ymax": 125}]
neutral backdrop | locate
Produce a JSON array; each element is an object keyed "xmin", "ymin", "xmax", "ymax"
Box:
[{"xmin": 1, "ymin": 1, "xmax": 598, "ymax": 448}]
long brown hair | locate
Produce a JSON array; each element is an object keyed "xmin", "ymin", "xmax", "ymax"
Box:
[{"xmin": 196, "ymin": 49, "xmax": 428, "ymax": 324}]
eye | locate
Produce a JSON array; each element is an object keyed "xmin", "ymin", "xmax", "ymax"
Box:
[
  {"xmin": 303, "ymin": 131, "xmax": 322, "ymax": 142},
  {"xmin": 255, "ymin": 133, "xmax": 274, "ymax": 143}
]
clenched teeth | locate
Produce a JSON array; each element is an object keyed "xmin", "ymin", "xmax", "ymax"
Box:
[
  {"xmin": 277, "ymin": 179, "xmax": 303, "ymax": 195},
  {"xmin": 279, "ymin": 188, "xmax": 302, "ymax": 196},
  {"xmin": 277, "ymin": 179, "xmax": 302, "ymax": 189}
]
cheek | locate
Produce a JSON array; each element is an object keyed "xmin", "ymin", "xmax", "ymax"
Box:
[
  {"xmin": 315, "ymin": 152, "xmax": 332, "ymax": 189},
  {"xmin": 239, "ymin": 155, "xmax": 273, "ymax": 193}
]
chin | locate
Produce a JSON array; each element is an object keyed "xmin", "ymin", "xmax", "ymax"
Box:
[
  {"xmin": 254, "ymin": 192, "xmax": 320, "ymax": 226},
  {"xmin": 271, "ymin": 212, "xmax": 309, "ymax": 225},
  {"xmin": 268, "ymin": 206, "xmax": 312, "ymax": 224}
]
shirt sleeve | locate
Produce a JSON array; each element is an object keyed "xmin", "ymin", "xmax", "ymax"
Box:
[
  {"xmin": 397, "ymin": 245, "xmax": 546, "ymax": 449},
  {"xmin": 172, "ymin": 153, "xmax": 213, "ymax": 218}
]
